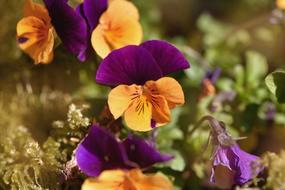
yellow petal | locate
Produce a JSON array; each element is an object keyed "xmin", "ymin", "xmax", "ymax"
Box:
[
  {"xmin": 129, "ymin": 169, "xmax": 173, "ymax": 190},
  {"xmin": 155, "ymin": 77, "xmax": 185, "ymax": 109},
  {"xmin": 151, "ymin": 94, "xmax": 171, "ymax": 124},
  {"xmin": 107, "ymin": 0, "xmax": 139, "ymax": 21},
  {"xmin": 108, "ymin": 85, "xmax": 141, "ymax": 119},
  {"xmin": 91, "ymin": 25, "xmax": 112, "ymax": 59},
  {"xmin": 91, "ymin": 0, "xmax": 142, "ymax": 58},
  {"xmin": 124, "ymin": 96, "xmax": 152, "ymax": 132},
  {"xmin": 17, "ymin": 17, "xmax": 54, "ymax": 64},
  {"xmin": 277, "ymin": 0, "xmax": 285, "ymax": 9},
  {"xmin": 103, "ymin": 18, "xmax": 142, "ymax": 49},
  {"xmin": 81, "ymin": 170, "xmax": 134, "ymax": 190},
  {"xmin": 23, "ymin": 0, "xmax": 51, "ymax": 24}
]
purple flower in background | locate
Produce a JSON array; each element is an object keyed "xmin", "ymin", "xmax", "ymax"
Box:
[
  {"xmin": 204, "ymin": 68, "xmax": 221, "ymax": 84},
  {"xmin": 205, "ymin": 116, "xmax": 263, "ymax": 189},
  {"xmin": 75, "ymin": 125, "xmax": 172, "ymax": 177},
  {"xmin": 200, "ymin": 68, "xmax": 221, "ymax": 99},
  {"xmin": 210, "ymin": 144, "xmax": 262, "ymax": 189}
]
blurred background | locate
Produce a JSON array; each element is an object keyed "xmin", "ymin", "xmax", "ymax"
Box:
[{"xmin": 1, "ymin": 0, "xmax": 285, "ymax": 189}]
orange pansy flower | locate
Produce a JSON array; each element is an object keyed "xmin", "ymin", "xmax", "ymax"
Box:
[
  {"xmin": 91, "ymin": 0, "xmax": 143, "ymax": 58},
  {"xmin": 16, "ymin": 0, "xmax": 54, "ymax": 64}
]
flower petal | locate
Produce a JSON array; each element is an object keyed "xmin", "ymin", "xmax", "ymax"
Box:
[
  {"xmin": 75, "ymin": 125, "xmax": 129, "ymax": 177},
  {"xmin": 23, "ymin": 0, "xmax": 51, "ymax": 24},
  {"xmin": 82, "ymin": 0, "xmax": 107, "ymax": 30},
  {"xmin": 155, "ymin": 77, "xmax": 185, "ymax": 109},
  {"xmin": 141, "ymin": 40, "xmax": 190, "ymax": 75},
  {"xmin": 108, "ymin": 84, "xmax": 141, "ymax": 119},
  {"xmin": 211, "ymin": 144, "xmax": 262, "ymax": 186},
  {"xmin": 96, "ymin": 45, "xmax": 162, "ymax": 86},
  {"xmin": 129, "ymin": 169, "xmax": 173, "ymax": 190},
  {"xmin": 151, "ymin": 94, "xmax": 171, "ymax": 124},
  {"xmin": 17, "ymin": 17, "xmax": 54, "ymax": 64},
  {"xmin": 91, "ymin": 0, "xmax": 142, "ymax": 58},
  {"xmin": 107, "ymin": 0, "xmax": 139, "ymax": 21},
  {"xmin": 231, "ymin": 144, "xmax": 262, "ymax": 185},
  {"xmin": 90, "ymin": 24, "xmax": 111, "ymax": 58},
  {"xmin": 81, "ymin": 170, "xmax": 131, "ymax": 190},
  {"xmin": 124, "ymin": 96, "xmax": 152, "ymax": 131},
  {"xmin": 122, "ymin": 135, "xmax": 173, "ymax": 168},
  {"xmin": 91, "ymin": 16, "xmax": 142, "ymax": 58},
  {"xmin": 43, "ymin": 0, "xmax": 88, "ymax": 61}
]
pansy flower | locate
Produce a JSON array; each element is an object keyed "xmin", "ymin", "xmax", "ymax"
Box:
[
  {"xmin": 43, "ymin": 0, "xmax": 142, "ymax": 61},
  {"xmin": 81, "ymin": 169, "xmax": 173, "ymax": 190},
  {"xmin": 16, "ymin": 0, "xmax": 55, "ymax": 64},
  {"xmin": 95, "ymin": 40, "xmax": 190, "ymax": 131},
  {"xmin": 75, "ymin": 124, "xmax": 172, "ymax": 177}
]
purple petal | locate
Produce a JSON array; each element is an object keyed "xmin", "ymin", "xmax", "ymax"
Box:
[
  {"xmin": 96, "ymin": 45, "xmax": 163, "ymax": 86},
  {"xmin": 141, "ymin": 40, "xmax": 190, "ymax": 75},
  {"xmin": 75, "ymin": 125, "xmax": 129, "ymax": 177},
  {"xmin": 44, "ymin": 0, "xmax": 89, "ymax": 61},
  {"xmin": 211, "ymin": 144, "xmax": 262, "ymax": 186},
  {"xmin": 122, "ymin": 135, "xmax": 173, "ymax": 168},
  {"xmin": 82, "ymin": 0, "xmax": 107, "ymax": 30}
]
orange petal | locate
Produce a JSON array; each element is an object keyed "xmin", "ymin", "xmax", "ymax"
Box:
[
  {"xmin": 23, "ymin": 0, "xmax": 51, "ymax": 24},
  {"xmin": 124, "ymin": 96, "xmax": 152, "ymax": 132},
  {"xmin": 17, "ymin": 17, "xmax": 54, "ymax": 64},
  {"xmin": 107, "ymin": 0, "xmax": 140, "ymax": 21},
  {"xmin": 108, "ymin": 84, "xmax": 141, "ymax": 119},
  {"xmin": 91, "ymin": 25, "xmax": 112, "ymax": 59},
  {"xmin": 91, "ymin": 0, "xmax": 142, "ymax": 58},
  {"xmin": 151, "ymin": 94, "xmax": 171, "ymax": 125},
  {"xmin": 155, "ymin": 77, "xmax": 185, "ymax": 109},
  {"xmin": 129, "ymin": 169, "xmax": 173, "ymax": 190},
  {"xmin": 81, "ymin": 170, "xmax": 136, "ymax": 190},
  {"xmin": 277, "ymin": 0, "xmax": 285, "ymax": 9},
  {"xmin": 103, "ymin": 18, "xmax": 142, "ymax": 49}
]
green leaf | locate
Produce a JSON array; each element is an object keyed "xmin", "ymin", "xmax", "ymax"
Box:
[
  {"xmin": 245, "ymin": 51, "xmax": 268, "ymax": 89},
  {"xmin": 265, "ymin": 70, "xmax": 285, "ymax": 103},
  {"xmin": 168, "ymin": 151, "xmax": 186, "ymax": 172}
]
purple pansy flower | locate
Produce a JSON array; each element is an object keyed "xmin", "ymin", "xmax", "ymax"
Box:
[
  {"xmin": 210, "ymin": 144, "xmax": 262, "ymax": 189},
  {"xmin": 75, "ymin": 125, "xmax": 172, "ymax": 177},
  {"xmin": 95, "ymin": 40, "xmax": 190, "ymax": 131}
]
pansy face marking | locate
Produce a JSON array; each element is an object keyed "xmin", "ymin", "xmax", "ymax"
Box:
[
  {"xmin": 16, "ymin": 0, "xmax": 55, "ymax": 64},
  {"xmin": 109, "ymin": 77, "xmax": 184, "ymax": 131},
  {"xmin": 96, "ymin": 40, "xmax": 190, "ymax": 131}
]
